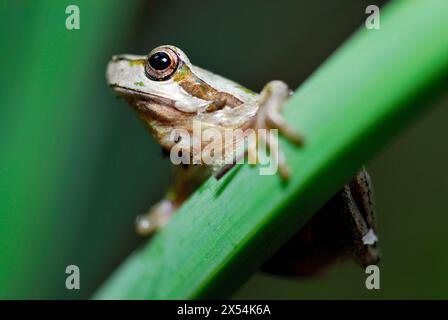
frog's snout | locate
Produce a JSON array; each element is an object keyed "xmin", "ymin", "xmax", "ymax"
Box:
[
  {"xmin": 106, "ymin": 54, "xmax": 147, "ymax": 86},
  {"xmin": 106, "ymin": 57, "xmax": 128, "ymax": 86},
  {"xmin": 111, "ymin": 54, "xmax": 122, "ymax": 62},
  {"xmin": 106, "ymin": 60, "xmax": 119, "ymax": 86}
]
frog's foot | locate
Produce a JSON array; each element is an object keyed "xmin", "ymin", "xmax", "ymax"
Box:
[
  {"xmin": 135, "ymin": 199, "xmax": 176, "ymax": 236},
  {"xmin": 254, "ymin": 80, "xmax": 304, "ymax": 179},
  {"xmin": 136, "ymin": 165, "xmax": 207, "ymax": 236}
]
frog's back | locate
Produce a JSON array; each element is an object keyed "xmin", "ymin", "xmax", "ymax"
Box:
[{"xmin": 191, "ymin": 64, "xmax": 259, "ymax": 106}]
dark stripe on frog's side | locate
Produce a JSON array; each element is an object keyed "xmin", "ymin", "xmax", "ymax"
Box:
[{"xmin": 173, "ymin": 63, "xmax": 243, "ymax": 108}]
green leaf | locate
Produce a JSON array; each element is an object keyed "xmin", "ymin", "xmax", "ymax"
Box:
[{"xmin": 94, "ymin": 0, "xmax": 448, "ymax": 299}]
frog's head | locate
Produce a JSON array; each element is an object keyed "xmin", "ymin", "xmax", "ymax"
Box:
[
  {"xmin": 107, "ymin": 45, "xmax": 256, "ymax": 149},
  {"xmin": 107, "ymin": 45, "xmax": 194, "ymax": 116},
  {"xmin": 107, "ymin": 45, "xmax": 254, "ymax": 117}
]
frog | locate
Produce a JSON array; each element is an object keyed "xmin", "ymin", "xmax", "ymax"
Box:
[{"xmin": 106, "ymin": 45, "xmax": 379, "ymax": 276}]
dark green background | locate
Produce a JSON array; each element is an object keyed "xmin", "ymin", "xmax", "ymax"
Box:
[{"xmin": 0, "ymin": 0, "xmax": 447, "ymax": 299}]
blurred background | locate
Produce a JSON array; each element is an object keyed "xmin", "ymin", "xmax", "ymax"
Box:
[{"xmin": 0, "ymin": 0, "xmax": 447, "ymax": 299}]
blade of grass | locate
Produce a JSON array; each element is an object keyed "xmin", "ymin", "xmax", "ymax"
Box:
[
  {"xmin": 0, "ymin": 0, "xmax": 137, "ymax": 298},
  {"xmin": 94, "ymin": 0, "xmax": 448, "ymax": 299}
]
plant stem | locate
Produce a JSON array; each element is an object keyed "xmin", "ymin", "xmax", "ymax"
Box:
[{"xmin": 94, "ymin": 0, "xmax": 448, "ymax": 299}]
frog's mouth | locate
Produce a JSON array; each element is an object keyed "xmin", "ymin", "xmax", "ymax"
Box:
[{"xmin": 110, "ymin": 84, "xmax": 176, "ymax": 107}]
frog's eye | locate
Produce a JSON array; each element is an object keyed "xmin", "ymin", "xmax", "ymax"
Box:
[{"xmin": 145, "ymin": 48, "xmax": 179, "ymax": 81}]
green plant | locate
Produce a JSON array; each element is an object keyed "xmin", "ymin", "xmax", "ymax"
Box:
[{"xmin": 89, "ymin": 0, "xmax": 447, "ymax": 299}]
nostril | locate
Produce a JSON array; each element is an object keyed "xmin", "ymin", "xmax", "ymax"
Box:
[{"xmin": 111, "ymin": 55, "xmax": 125, "ymax": 62}]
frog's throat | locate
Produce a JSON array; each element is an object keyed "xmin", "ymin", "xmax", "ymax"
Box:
[{"xmin": 173, "ymin": 63, "xmax": 243, "ymax": 108}]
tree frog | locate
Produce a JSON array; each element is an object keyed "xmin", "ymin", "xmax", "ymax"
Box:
[{"xmin": 106, "ymin": 45, "xmax": 379, "ymax": 275}]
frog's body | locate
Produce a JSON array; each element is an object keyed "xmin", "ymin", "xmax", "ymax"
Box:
[
  {"xmin": 107, "ymin": 45, "xmax": 379, "ymax": 276},
  {"xmin": 109, "ymin": 55, "xmax": 257, "ymax": 153}
]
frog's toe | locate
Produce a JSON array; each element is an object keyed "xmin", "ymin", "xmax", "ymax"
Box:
[
  {"xmin": 257, "ymin": 81, "xmax": 304, "ymax": 142},
  {"xmin": 271, "ymin": 117, "xmax": 304, "ymax": 146},
  {"xmin": 136, "ymin": 215, "xmax": 156, "ymax": 236},
  {"xmin": 255, "ymin": 80, "xmax": 304, "ymax": 179},
  {"xmin": 135, "ymin": 199, "xmax": 175, "ymax": 236}
]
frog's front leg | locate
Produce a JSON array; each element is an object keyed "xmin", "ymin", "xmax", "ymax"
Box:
[
  {"xmin": 136, "ymin": 165, "xmax": 209, "ymax": 236},
  {"xmin": 254, "ymin": 81, "xmax": 304, "ymax": 179}
]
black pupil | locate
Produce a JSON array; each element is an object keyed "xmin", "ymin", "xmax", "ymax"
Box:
[{"xmin": 148, "ymin": 52, "xmax": 171, "ymax": 70}]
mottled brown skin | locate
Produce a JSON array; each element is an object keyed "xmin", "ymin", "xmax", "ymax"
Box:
[{"xmin": 173, "ymin": 63, "xmax": 244, "ymax": 109}]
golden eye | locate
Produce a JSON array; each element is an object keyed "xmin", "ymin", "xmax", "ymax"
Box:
[{"xmin": 145, "ymin": 47, "xmax": 179, "ymax": 81}]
